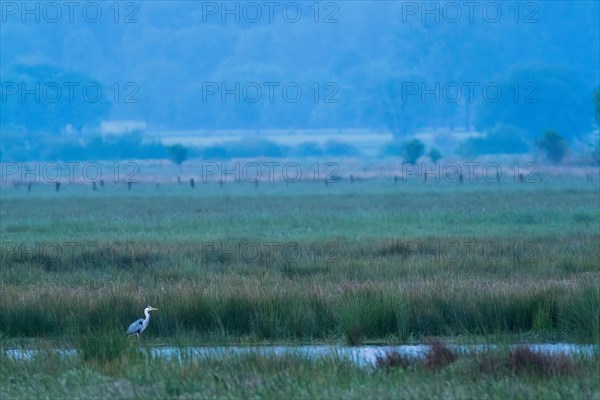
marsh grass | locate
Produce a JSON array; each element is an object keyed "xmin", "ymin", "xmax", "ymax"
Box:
[
  {"xmin": 1, "ymin": 344, "xmax": 597, "ymax": 399},
  {"xmin": 559, "ymin": 286, "xmax": 600, "ymax": 342},
  {"xmin": 79, "ymin": 328, "xmax": 142, "ymax": 366},
  {"xmin": 1, "ymin": 273, "xmax": 598, "ymax": 342},
  {"xmin": 1, "ymin": 179, "xmax": 599, "ymax": 343}
]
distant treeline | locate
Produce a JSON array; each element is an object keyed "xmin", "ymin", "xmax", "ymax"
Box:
[
  {"xmin": 1, "ymin": 2, "xmax": 598, "ymax": 138},
  {"xmin": 0, "ymin": 130, "xmax": 361, "ymax": 162},
  {"xmin": 3, "ymin": 122, "xmax": 600, "ymax": 164}
]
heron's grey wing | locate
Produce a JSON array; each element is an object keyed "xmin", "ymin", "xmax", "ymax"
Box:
[{"xmin": 126, "ymin": 318, "xmax": 144, "ymax": 334}]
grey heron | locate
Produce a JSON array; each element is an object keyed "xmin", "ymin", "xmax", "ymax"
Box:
[{"xmin": 126, "ymin": 306, "xmax": 158, "ymax": 337}]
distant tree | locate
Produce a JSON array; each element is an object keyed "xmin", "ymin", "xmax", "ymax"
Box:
[
  {"xmin": 475, "ymin": 66, "xmax": 592, "ymax": 140},
  {"xmin": 592, "ymin": 137, "xmax": 600, "ymax": 165},
  {"xmin": 428, "ymin": 147, "xmax": 442, "ymax": 162},
  {"xmin": 460, "ymin": 124, "xmax": 530, "ymax": 156},
  {"xmin": 362, "ymin": 74, "xmax": 430, "ymax": 137},
  {"xmin": 323, "ymin": 141, "xmax": 360, "ymax": 157},
  {"xmin": 289, "ymin": 142, "xmax": 324, "ymax": 157},
  {"xmin": 594, "ymin": 87, "xmax": 600, "ymax": 127},
  {"xmin": 591, "ymin": 88, "xmax": 600, "ymax": 164},
  {"xmin": 168, "ymin": 144, "xmax": 188, "ymax": 168},
  {"xmin": 536, "ymin": 130, "xmax": 567, "ymax": 164},
  {"xmin": 0, "ymin": 64, "xmax": 111, "ymax": 132},
  {"xmin": 402, "ymin": 139, "xmax": 425, "ymax": 163},
  {"xmin": 201, "ymin": 139, "xmax": 286, "ymax": 159}
]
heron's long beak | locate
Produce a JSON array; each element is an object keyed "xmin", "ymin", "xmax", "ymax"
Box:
[{"xmin": 151, "ymin": 307, "xmax": 158, "ymax": 311}]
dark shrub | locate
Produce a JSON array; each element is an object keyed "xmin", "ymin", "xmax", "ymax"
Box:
[
  {"xmin": 425, "ymin": 338, "xmax": 458, "ymax": 370},
  {"xmin": 509, "ymin": 346, "xmax": 576, "ymax": 376}
]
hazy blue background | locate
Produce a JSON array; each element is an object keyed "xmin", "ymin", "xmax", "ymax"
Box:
[{"xmin": 1, "ymin": 1, "xmax": 599, "ymax": 161}]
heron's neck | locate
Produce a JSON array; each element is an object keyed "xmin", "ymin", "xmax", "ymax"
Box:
[{"xmin": 144, "ymin": 309, "xmax": 151, "ymax": 321}]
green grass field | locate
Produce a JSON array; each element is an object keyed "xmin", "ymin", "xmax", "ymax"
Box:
[{"xmin": 1, "ymin": 172, "xmax": 599, "ymax": 398}]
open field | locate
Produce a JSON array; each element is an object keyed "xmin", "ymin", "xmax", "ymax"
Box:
[
  {"xmin": 1, "ymin": 171, "xmax": 599, "ymax": 398},
  {"xmin": 1, "ymin": 174, "xmax": 598, "ymax": 343}
]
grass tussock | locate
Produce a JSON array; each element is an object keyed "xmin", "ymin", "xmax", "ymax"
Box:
[
  {"xmin": 79, "ymin": 329, "xmax": 141, "ymax": 366},
  {"xmin": 374, "ymin": 339, "xmax": 459, "ymax": 372},
  {"xmin": 345, "ymin": 324, "xmax": 363, "ymax": 346},
  {"xmin": 424, "ymin": 338, "xmax": 458, "ymax": 370},
  {"xmin": 509, "ymin": 346, "xmax": 576, "ymax": 376}
]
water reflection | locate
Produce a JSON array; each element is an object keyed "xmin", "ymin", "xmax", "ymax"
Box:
[{"xmin": 5, "ymin": 343, "xmax": 597, "ymax": 367}]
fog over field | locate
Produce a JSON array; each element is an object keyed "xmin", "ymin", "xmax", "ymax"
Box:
[{"xmin": 1, "ymin": 1, "xmax": 599, "ymax": 162}]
